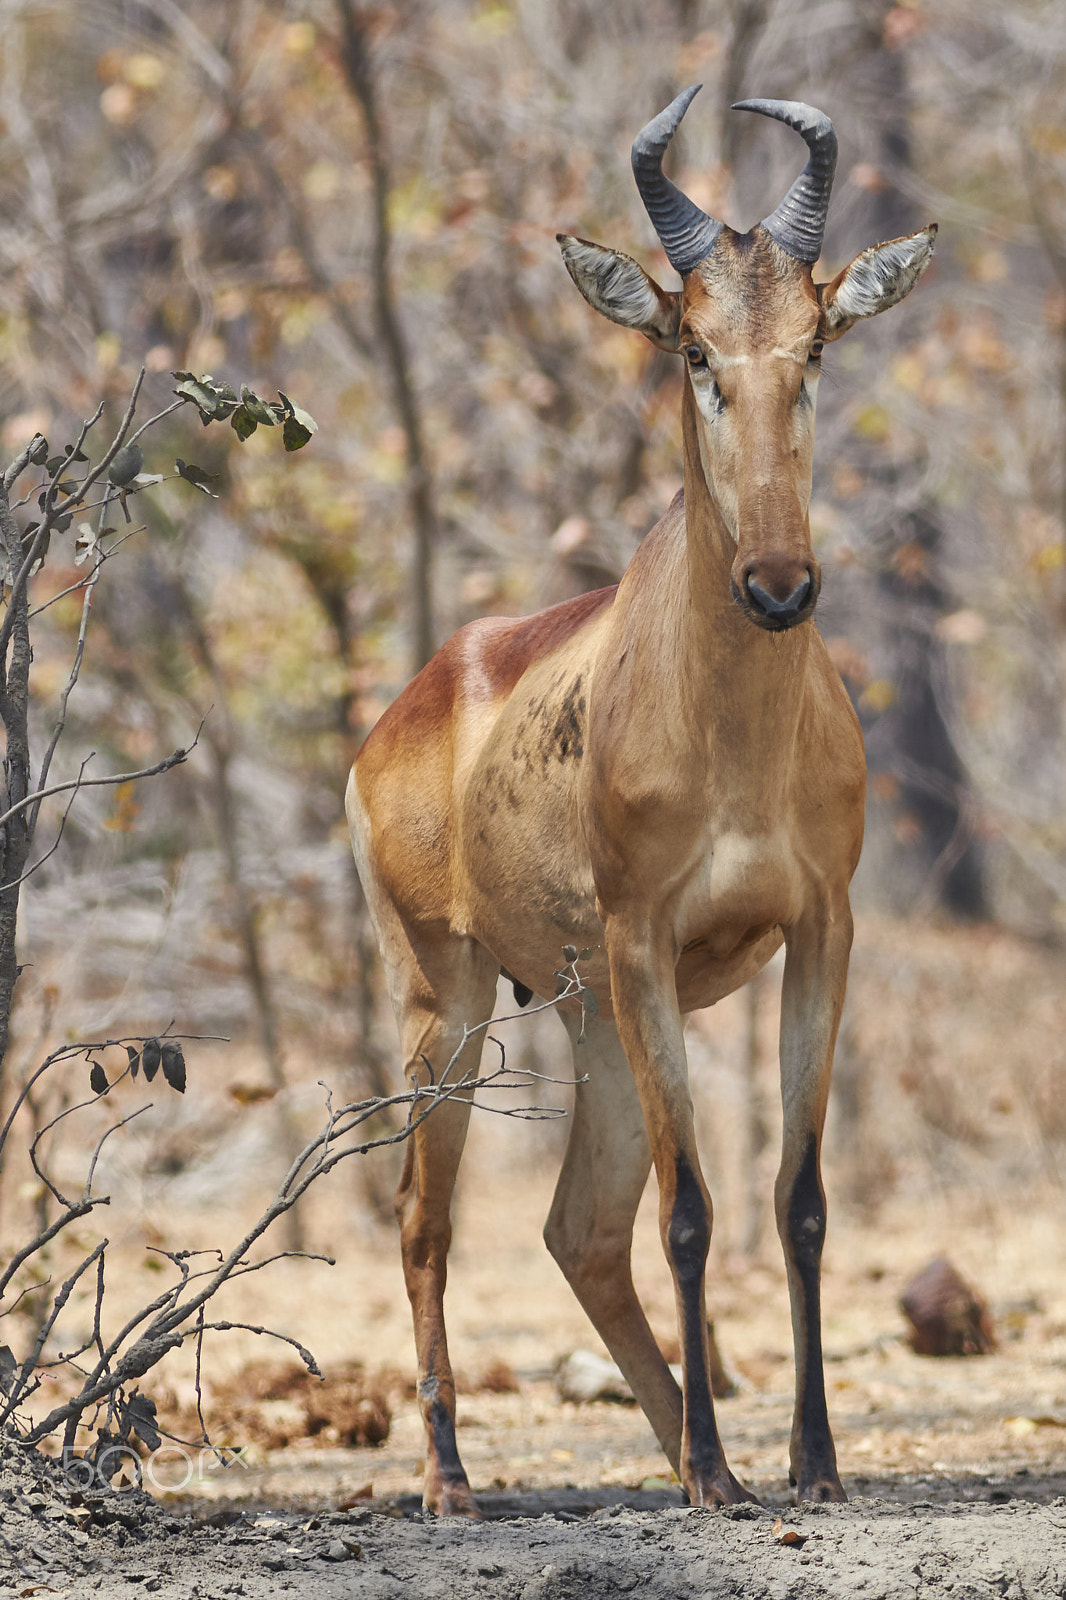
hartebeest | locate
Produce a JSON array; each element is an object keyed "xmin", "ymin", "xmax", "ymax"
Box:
[{"xmin": 347, "ymin": 87, "xmax": 936, "ymax": 1512}]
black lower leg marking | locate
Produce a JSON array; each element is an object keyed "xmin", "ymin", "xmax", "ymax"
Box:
[
  {"xmin": 786, "ymin": 1135, "xmax": 838, "ymax": 1484},
  {"xmin": 787, "ymin": 1135, "xmax": 826, "ymax": 1285},
  {"xmin": 667, "ymin": 1154, "xmax": 710, "ymax": 1285},
  {"xmin": 668, "ymin": 1155, "xmax": 722, "ymax": 1476},
  {"xmin": 426, "ymin": 1396, "xmax": 468, "ymax": 1485}
]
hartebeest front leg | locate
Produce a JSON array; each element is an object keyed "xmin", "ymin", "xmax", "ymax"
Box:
[
  {"xmin": 544, "ymin": 1011, "xmax": 684, "ymax": 1465},
  {"xmin": 606, "ymin": 918, "xmax": 756, "ymax": 1507},
  {"xmin": 777, "ymin": 900, "xmax": 854, "ymax": 1504}
]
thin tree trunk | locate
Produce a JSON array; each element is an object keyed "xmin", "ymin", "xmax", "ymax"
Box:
[
  {"xmin": 720, "ymin": 0, "xmax": 771, "ymax": 171},
  {"xmin": 0, "ymin": 476, "xmax": 35, "ymax": 1230},
  {"xmin": 1022, "ymin": 138, "xmax": 1066, "ymax": 618},
  {"xmin": 335, "ymin": 0, "xmax": 437, "ymax": 675},
  {"xmin": 160, "ymin": 574, "xmax": 306, "ymax": 1252}
]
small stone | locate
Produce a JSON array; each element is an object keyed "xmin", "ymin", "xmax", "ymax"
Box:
[
  {"xmin": 900, "ymin": 1256, "xmax": 996, "ymax": 1356},
  {"xmin": 323, "ymin": 1538, "xmax": 362, "ymax": 1562}
]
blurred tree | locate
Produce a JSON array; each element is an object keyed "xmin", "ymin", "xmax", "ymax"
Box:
[{"xmin": 0, "ymin": 0, "xmax": 1062, "ymax": 1188}]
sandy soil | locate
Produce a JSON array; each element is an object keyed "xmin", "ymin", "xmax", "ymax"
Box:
[
  {"xmin": 5, "ymin": 1165, "xmax": 1066, "ymax": 1598},
  {"xmin": 3, "ymin": 916, "xmax": 1066, "ymax": 1595}
]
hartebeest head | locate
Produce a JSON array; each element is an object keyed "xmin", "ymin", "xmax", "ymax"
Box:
[{"xmin": 559, "ymin": 86, "xmax": 936, "ymax": 631}]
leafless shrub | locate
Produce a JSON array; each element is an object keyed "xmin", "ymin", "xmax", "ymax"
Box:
[{"xmin": 0, "ymin": 963, "xmax": 587, "ymax": 1486}]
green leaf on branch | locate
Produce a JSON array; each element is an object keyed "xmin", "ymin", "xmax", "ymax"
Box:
[
  {"xmin": 175, "ymin": 459, "xmax": 220, "ymax": 496},
  {"xmin": 240, "ymin": 386, "xmax": 277, "ymax": 426},
  {"xmin": 172, "ymin": 371, "xmax": 239, "ymax": 425},
  {"xmin": 229, "ymin": 406, "xmax": 259, "ymax": 442},
  {"xmin": 89, "ymin": 1061, "xmax": 108, "ymax": 1095},
  {"xmin": 108, "ymin": 443, "xmax": 143, "ymax": 488},
  {"xmin": 28, "ymin": 435, "xmax": 49, "ymax": 466},
  {"xmin": 126, "ymin": 1045, "xmax": 141, "ymax": 1079},
  {"xmin": 276, "ymin": 390, "xmax": 318, "ymax": 452},
  {"xmin": 171, "ymin": 372, "xmax": 315, "ymax": 449}
]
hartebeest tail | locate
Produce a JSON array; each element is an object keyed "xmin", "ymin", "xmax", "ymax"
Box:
[{"xmin": 348, "ymin": 84, "xmax": 935, "ymax": 1514}]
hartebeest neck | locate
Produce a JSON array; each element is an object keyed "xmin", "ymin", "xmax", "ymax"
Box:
[{"xmin": 675, "ymin": 383, "xmax": 812, "ymax": 797}]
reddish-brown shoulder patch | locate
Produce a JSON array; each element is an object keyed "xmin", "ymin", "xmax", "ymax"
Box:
[
  {"xmin": 357, "ymin": 586, "xmax": 616, "ymax": 772},
  {"xmin": 356, "ymin": 640, "xmax": 460, "ymax": 772},
  {"xmin": 473, "ymin": 586, "xmax": 616, "ymax": 699}
]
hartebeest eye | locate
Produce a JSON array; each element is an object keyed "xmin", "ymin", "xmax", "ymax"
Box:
[
  {"xmin": 684, "ymin": 343, "xmax": 707, "ymax": 368},
  {"xmin": 808, "ymin": 340, "xmax": 824, "ymax": 363}
]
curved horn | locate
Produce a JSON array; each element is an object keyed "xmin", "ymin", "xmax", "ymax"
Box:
[
  {"xmin": 631, "ymin": 84, "xmax": 722, "ymax": 277},
  {"xmin": 732, "ymin": 98, "xmax": 837, "ymax": 264}
]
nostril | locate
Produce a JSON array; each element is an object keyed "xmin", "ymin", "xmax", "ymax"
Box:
[{"xmin": 746, "ymin": 572, "xmax": 812, "ymax": 619}]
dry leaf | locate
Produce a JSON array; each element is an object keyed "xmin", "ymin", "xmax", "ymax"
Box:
[
  {"xmin": 229, "ymin": 1083, "xmax": 278, "ymax": 1105},
  {"xmin": 73, "ymin": 521, "xmax": 97, "ymax": 566},
  {"xmin": 772, "ymin": 1516, "xmax": 807, "ymax": 1548},
  {"xmin": 336, "ymin": 1484, "xmax": 374, "ymax": 1510}
]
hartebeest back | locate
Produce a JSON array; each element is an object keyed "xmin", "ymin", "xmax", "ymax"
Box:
[{"xmin": 348, "ymin": 86, "xmax": 935, "ymax": 1513}]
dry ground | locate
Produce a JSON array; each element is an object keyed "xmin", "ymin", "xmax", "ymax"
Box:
[{"xmin": 3, "ymin": 915, "xmax": 1066, "ymax": 1595}]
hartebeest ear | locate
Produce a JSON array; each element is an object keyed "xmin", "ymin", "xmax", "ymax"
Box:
[
  {"xmin": 558, "ymin": 235, "xmax": 682, "ymax": 351},
  {"xmin": 819, "ymin": 224, "xmax": 938, "ymax": 341}
]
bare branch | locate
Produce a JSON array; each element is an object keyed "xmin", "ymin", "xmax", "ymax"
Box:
[
  {"xmin": 0, "ymin": 1244, "xmax": 106, "ymax": 1432},
  {"xmin": 0, "ymin": 392, "xmax": 118, "ymax": 660},
  {"xmin": 2, "ymin": 437, "xmax": 41, "ymax": 495},
  {"xmin": 0, "ymin": 729, "xmax": 202, "ymax": 836},
  {"xmin": 83, "ymin": 1104, "xmax": 153, "ymax": 1199},
  {"xmin": 1, "ymin": 779, "xmax": 80, "ymax": 893},
  {"xmin": 0, "ymin": 1199, "xmax": 99, "ymax": 1302},
  {"xmin": 27, "ymin": 523, "xmax": 145, "ymax": 618},
  {"xmin": 52, "ymin": 370, "xmax": 146, "ymax": 518},
  {"xmin": 29, "ymin": 532, "xmax": 106, "ymax": 842},
  {"xmin": 190, "ymin": 1321, "xmax": 322, "ymax": 1378}
]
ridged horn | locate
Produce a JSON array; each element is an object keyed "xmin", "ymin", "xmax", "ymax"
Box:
[
  {"xmin": 732, "ymin": 98, "xmax": 837, "ymax": 264},
  {"xmin": 631, "ymin": 84, "xmax": 722, "ymax": 277}
]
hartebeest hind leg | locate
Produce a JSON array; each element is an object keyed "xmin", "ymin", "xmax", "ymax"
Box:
[
  {"xmin": 544, "ymin": 1012, "xmax": 684, "ymax": 1467},
  {"xmin": 369, "ymin": 914, "xmax": 500, "ymax": 1516},
  {"xmin": 776, "ymin": 905, "xmax": 853, "ymax": 1503}
]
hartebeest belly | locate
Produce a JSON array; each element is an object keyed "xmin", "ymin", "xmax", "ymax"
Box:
[{"xmin": 349, "ymin": 85, "xmax": 934, "ymax": 1515}]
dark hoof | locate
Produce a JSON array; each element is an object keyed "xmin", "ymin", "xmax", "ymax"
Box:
[
  {"xmin": 687, "ymin": 1469, "xmax": 761, "ymax": 1508},
  {"xmin": 796, "ymin": 1476, "xmax": 848, "ymax": 1505},
  {"xmin": 425, "ymin": 1480, "xmax": 483, "ymax": 1518}
]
